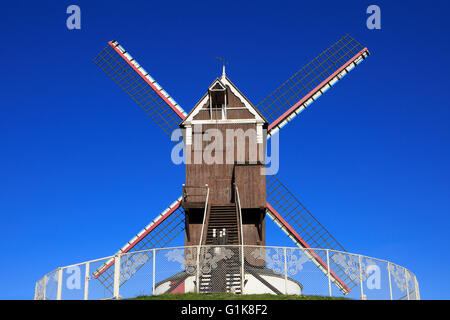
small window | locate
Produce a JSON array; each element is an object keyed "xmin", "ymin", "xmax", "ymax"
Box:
[{"xmin": 209, "ymin": 81, "xmax": 227, "ymax": 120}]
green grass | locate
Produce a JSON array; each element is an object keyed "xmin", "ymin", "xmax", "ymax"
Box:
[{"xmin": 129, "ymin": 293, "xmax": 349, "ymax": 300}]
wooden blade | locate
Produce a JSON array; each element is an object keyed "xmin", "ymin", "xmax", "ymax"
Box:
[
  {"xmin": 256, "ymin": 35, "xmax": 369, "ymax": 136},
  {"xmin": 93, "ymin": 197, "xmax": 184, "ymax": 294},
  {"xmin": 266, "ymin": 175, "xmax": 359, "ymax": 293},
  {"xmin": 93, "ymin": 40, "xmax": 187, "ymax": 136}
]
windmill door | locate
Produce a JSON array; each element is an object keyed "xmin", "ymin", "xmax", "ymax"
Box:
[{"xmin": 211, "ymin": 177, "xmax": 232, "ymax": 204}]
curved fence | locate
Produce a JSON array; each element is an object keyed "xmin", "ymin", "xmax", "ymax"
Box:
[{"xmin": 34, "ymin": 245, "xmax": 419, "ymax": 300}]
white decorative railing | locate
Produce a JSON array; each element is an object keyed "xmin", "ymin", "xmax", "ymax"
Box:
[{"xmin": 34, "ymin": 245, "xmax": 419, "ymax": 300}]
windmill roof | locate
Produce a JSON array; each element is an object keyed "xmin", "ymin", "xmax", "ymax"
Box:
[{"xmin": 181, "ymin": 75, "xmax": 268, "ymax": 126}]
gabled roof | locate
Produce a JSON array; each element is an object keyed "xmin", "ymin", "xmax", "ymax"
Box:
[{"xmin": 181, "ymin": 75, "xmax": 268, "ymax": 126}]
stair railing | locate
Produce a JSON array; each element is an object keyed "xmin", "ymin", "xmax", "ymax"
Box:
[
  {"xmin": 234, "ymin": 185, "xmax": 244, "ymax": 246},
  {"xmin": 234, "ymin": 185, "xmax": 245, "ymax": 293},
  {"xmin": 198, "ymin": 184, "xmax": 210, "ymax": 247},
  {"xmin": 196, "ymin": 184, "xmax": 209, "ymax": 293}
]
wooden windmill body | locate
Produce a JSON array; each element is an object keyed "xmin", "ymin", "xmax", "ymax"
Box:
[{"xmin": 181, "ymin": 74, "xmax": 267, "ymax": 252}]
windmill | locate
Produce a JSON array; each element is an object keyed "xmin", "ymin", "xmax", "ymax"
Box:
[{"xmin": 92, "ymin": 34, "xmax": 369, "ymax": 295}]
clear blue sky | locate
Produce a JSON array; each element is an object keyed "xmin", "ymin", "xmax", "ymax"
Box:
[{"xmin": 0, "ymin": 0, "xmax": 449, "ymax": 299}]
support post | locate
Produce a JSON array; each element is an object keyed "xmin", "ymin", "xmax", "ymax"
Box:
[
  {"xmin": 34, "ymin": 282, "xmax": 38, "ymax": 300},
  {"xmin": 358, "ymin": 255, "xmax": 364, "ymax": 300},
  {"xmin": 284, "ymin": 247, "xmax": 288, "ymax": 295},
  {"xmin": 56, "ymin": 268, "xmax": 63, "ymax": 300},
  {"xmin": 196, "ymin": 245, "xmax": 200, "ymax": 293},
  {"xmin": 241, "ymin": 245, "xmax": 245, "ymax": 294},
  {"xmin": 405, "ymin": 268, "xmax": 410, "ymax": 300},
  {"xmin": 84, "ymin": 262, "xmax": 90, "ymax": 300},
  {"xmin": 415, "ymin": 276, "xmax": 420, "ymax": 300},
  {"xmin": 387, "ymin": 262, "xmax": 393, "ymax": 300},
  {"xmin": 113, "ymin": 254, "xmax": 121, "ymax": 299},
  {"xmin": 152, "ymin": 248, "xmax": 156, "ymax": 295},
  {"xmin": 326, "ymin": 249, "xmax": 332, "ymax": 297},
  {"xmin": 43, "ymin": 275, "xmax": 47, "ymax": 300}
]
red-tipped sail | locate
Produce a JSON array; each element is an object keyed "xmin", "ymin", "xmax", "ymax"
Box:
[
  {"xmin": 256, "ymin": 35, "xmax": 369, "ymax": 136},
  {"xmin": 266, "ymin": 175, "xmax": 359, "ymax": 293},
  {"xmin": 93, "ymin": 197, "xmax": 184, "ymax": 294},
  {"xmin": 94, "ymin": 41, "xmax": 187, "ymax": 136}
]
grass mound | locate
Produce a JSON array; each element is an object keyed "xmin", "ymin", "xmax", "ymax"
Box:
[{"xmin": 129, "ymin": 293, "xmax": 348, "ymax": 300}]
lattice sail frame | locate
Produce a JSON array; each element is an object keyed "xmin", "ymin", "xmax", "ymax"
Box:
[
  {"xmin": 257, "ymin": 34, "xmax": 369, "ymax": 136},
  {"xmin": 266, "ymin": 175, "xmax": 359, "ymax": 293},
  {"xmin": 93, "ymin": 40, "xmax": 187, "ymax": 136},
  {"xmin": 258, "ymin": 35, "xmax": 369, "ymax": 293},
  {"xmin": 93, "ymin": 198, "xmax": 185, "ymax": 294}
]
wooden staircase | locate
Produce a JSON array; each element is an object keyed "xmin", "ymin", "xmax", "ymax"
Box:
[
  {"xmin": 205, "ymin": 205, "xmax": 240, "ymax": 245},
  {"xmin": 199, "ymin": 203, "xmax": 242, "ymax": 293}
]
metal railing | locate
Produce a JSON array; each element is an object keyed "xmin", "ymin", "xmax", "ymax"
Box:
[
  {"xmin": 34, "ymin": 245, "xmax": 420, "ymax": 300},
  {"xmin": 196, "ymin": 185, "xmax": 210, "ymax": 293},
  {"xmin": 197, "ymin": 185, "xmax": 210, "ymax": 247},
  {"xmin": 234, "ymin": 186, "xmax": 245, "ymax": 293},
  {"xmin": 182, "ymin": 185, "xmax": 209, "ymax": 204}
]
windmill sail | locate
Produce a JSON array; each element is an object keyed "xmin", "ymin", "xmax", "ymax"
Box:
[
  {"xmin": 93, "ymin": 197, "xmax": 185, "ymax": 294},
  {"xmin": 257, "ymin": 35, "xmax": 369, "ymax": 136},
  {"xmin": 266, "ymin": 175, "xmax": 359, "ymax": 293},
  {"xmin": 94, "ymin": 41, "xmax": 187, "ymax": 136}
]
